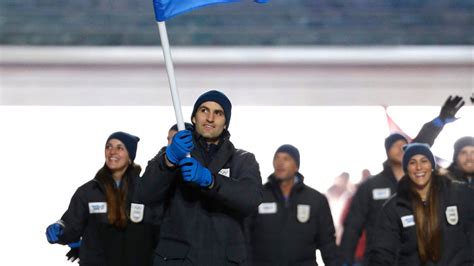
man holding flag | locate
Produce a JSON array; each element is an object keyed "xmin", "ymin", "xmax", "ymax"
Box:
[
  {"xmin": 138, "ymin": 90, "xmax": 263, "ymax": 266},
  {"xmin": 140, "ymin": 2, "xmax": 264, "ymax": 265},
  {"xmin": 151, "ymin": 0, "xmax": 267, "ymax": 137}
]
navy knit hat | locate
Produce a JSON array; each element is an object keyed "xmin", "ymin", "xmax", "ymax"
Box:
[
  {"xmin": 275, "ymin": 144, "xmax": 300, "ymax": 168},
  {"xmin": 191, "ymin": 90, "xmax": 232, "ymax": 128},
  {"xmin": 453, "ymin": 136, "xmax": 474, "ymax": 162},
  {"xmin": 402, "ymin": 143, "xmax": 435, "ymax": 173},
  {"xmin": 107, "ymin": 131, "xmax": 140, "ymax": 161},
  {"xmin": 385, "ymin": 133, "xmax": 408, "ymax": 153},
  {"xmin": 169, "ymin": 122, "xmax": 194, "ymax": 132}
]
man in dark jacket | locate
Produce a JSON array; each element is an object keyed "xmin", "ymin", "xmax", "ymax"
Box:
[
  {"xmin": 444, "ymin": 136, "xmax": 473, "ymax": 186},
  {"xmin": 248, "ymin": 144, "xmax": 338, "ymax": 266},
  {"xmin": 339, "ymin": 95, "xmax": 465, "ymax": 265},
  {"xmin": 138, "ymin": 90, "xmax": 263, "ymax": 266}
]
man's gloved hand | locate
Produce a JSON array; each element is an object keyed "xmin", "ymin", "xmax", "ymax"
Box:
[
  {"xmin": 179, "ymin": 157, "xmax": 213, "ymax": 187},
  {"xmin": 46, "ymin": 223, "xmax": 63, "ymax": 244},
  {"xmin": 68, "ymin": 240, "xmax": 81, "ymax": 249},
  {"xmin": 438, "ymin": 95, "xmax": 464, "ymax": 124},
  {"xmin": 66, "ymin": 241, "xmax": 80, "ymax": 263},
  {"xmin": 166, "ymin": 130, "xmax": 194, "ymax": 165}
]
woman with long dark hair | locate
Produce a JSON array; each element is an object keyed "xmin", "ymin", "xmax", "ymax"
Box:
[
  {"xmin": 45, "ymin": 131, "xmax": 159, "ymax": 265},
  {"xmin": 368, "ymin": 143, "xmax": 474, "ymax": 265}
]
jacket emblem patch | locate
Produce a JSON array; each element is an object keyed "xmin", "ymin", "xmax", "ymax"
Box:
[
  {"xmin": 445, "ymin": 206, "xmax": 458, "ymax": 225},
  {"xmin": 297, "ymin": 204, "xmax": 311, "ymax": 223},
  {"xmin": 130, "ymin": 203, "xmax": 145, "ymax": 223},
  {"xmin": 218, "ymin": 168, "xmax": 230, "ymax": 178}
]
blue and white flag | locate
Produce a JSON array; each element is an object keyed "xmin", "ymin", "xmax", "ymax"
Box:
[{"xmin": 154, "ymin": 0, "xmax": 267, "ymax": 22}]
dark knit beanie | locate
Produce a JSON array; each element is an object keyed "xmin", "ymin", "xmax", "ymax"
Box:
[
  {"xmin": 275, "ymin": 144, "xmax": 300, "ymax": 168},
  {"xmin": 385, "ymin": 133, "xmax": 408, "ymax": 153},
  {"xmin": 169, "ymin": 122, "xmax": 194, "ymax": 132},
  {"xmin": 402, "ymin": 143, "xmax": 435, "ymax": 173},
  {"xmin": 107, "ymin": 131, "xmax": 140, "ymax": 161},
  {"xmin": 453, "ymin": 136, "xmax": 474, "ymax": 162},
  {"xmin": 191, "ymin": 90, "xmax": 232, "ymax": 128}
]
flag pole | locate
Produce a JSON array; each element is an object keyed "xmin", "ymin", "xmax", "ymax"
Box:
[{"xmin": 157, "ymin": 21, "xmax": 186, "ymax": 131}]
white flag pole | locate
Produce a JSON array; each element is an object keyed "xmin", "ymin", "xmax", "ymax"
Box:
[{"xmin": 157, "ymin": 21, "xmax": 186, "ymax": 131}]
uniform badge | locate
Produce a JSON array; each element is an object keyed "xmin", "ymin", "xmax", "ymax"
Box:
[
  {"xmin": 130, "ymin": 203, "xmax": 145, "ymax": 223},
  {"xmin": 297, "ymin": 204, "xmax": 311, "ymax": 223},
  {"xmin": 88, "ymin": 202, "xmax": 107, "ymax": 214},
  {"xmin": 258, "ymin": 202, "xmax": 277, "ymax": 214},
  {"xmin": 401, "ymin": 215, "xmax": 415, "ymax": 228},
  {"xmin": 372, "ymin": 188, "xmax": 391, "ymax": 200},
  {"xmin": 445, "ymin": 206, "xmax": 458, "ymax": 225},
  {"xmin": 218, "ymin": 168, "xmax": 230, "ymax": 178}
]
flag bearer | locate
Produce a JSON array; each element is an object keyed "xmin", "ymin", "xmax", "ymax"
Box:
[{"xmin": 138, "ymin": 90, "xmax": 263, "ymax": 266}]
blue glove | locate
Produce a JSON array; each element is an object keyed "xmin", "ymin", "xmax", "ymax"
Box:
[
  {"xmin": 66, "ymin": 239, "xmax": 81, "ymax": 262},
  {"xmin": 46, "ymin": 223, "xmax": 63, "ymax": 244},
  {"xmin": 68, "ymin": 239, "xmax": 81, "ymax": 249},
  {"xmin": 179, "ymin": 157, "xmax": 213, "ymax": 187},
  {"xmin": 166, "ymin": 130, "xmax": 194, "ymax": 165}
]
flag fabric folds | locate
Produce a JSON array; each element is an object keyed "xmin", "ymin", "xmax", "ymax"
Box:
[{"xmin": 154, "ymin": 0, "xmax": 267, "ymax": 22}]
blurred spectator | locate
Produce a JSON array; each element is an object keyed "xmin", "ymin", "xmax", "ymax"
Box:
[
  {"xmin": 441, "ymin": 136, "xmax": 473, "ymax": 186},
  {"xmin": 326, "ymin": 172, "xmax": 353, "ymax": 245},
  {"xmin": 338, "ymin": 169, "xmax": 372, "ymax": 264}
]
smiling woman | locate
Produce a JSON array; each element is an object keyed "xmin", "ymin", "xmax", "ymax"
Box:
[
  {"xmin": 406, "ymin": 154, "xmax": 433, "ymax": 198},
  {"xmin": 403, "ymin": 144, "xmax": 437, "ymax": 199},
  {"xmin": 43, "ymin": 131, "xmax": 160, "ymax": 266},
  {"xmin": 105, "ymin": 139, "xmax": 131, "ymax": 175},
  {"xmin": 368, "ymin": 143, "xmax": 474, "ymax": 265}
]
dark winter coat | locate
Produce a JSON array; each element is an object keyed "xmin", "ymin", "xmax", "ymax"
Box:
[
  {"xmin": 57, "ymin": 165, "xmax": 160, "ymax": 266},
  {"xmin": 339, "ymin": 118, "xmax": 445, "ymax": 264},
  {"xmin": 138, "ymin": 131, "xmax": 263, "ymax": 266},
  {"xmin": 339, "ymin": 161, "xmax": 398, "ymax": 264},
  {"xmin": 248, "ymin": 174, "xmax": 338, "ymax": 266},
  {"xmin": 367, "ymin": 175, "xmax": 474, "ymax": 266},
  {"xmin": 443, "ymin": 163, "xmax": 473, "ymax": 187}
]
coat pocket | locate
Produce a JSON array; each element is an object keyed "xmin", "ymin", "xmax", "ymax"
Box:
[
  {"xmin": 226, "ymin": 244, "xmax": 247, "ymax": 265},
  {"xmin": 155, "ymin": 238, "xmax": 190, "ymax": 262}
]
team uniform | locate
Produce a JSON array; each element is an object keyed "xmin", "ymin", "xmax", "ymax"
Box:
[
  {"xmin": 368, "ymin": 175, "xmax": 474, "ymax": 265},
  {"xmin": 138, "ymin": 131, "xmax": 262, "ymax": 266},
  {"xmin": 249, "ymin": 173, "xmax": 338, "ymax": 266},
  {"xmin": 56, "ymin": 165, "xmax": 160, "ymax": 266}
]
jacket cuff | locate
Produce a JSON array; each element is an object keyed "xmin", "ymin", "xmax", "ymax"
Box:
[
  {"xmin": 56, "ymin": 219, "xmax": 66, "ymax": 228},
  {"xmin": 159, "ymin": 151, "xmax": 178, "ymax": 172},
  {"xmin": 432, "ymin": 117, "xmax": 444, "ymax": 128},
  {"xmin": 206, "ymin": 175, "xmax": 215, "ymax": 190},
  {"xmin": 205, "ymin": 174, "xmax": 221, "ymax": 196}
]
